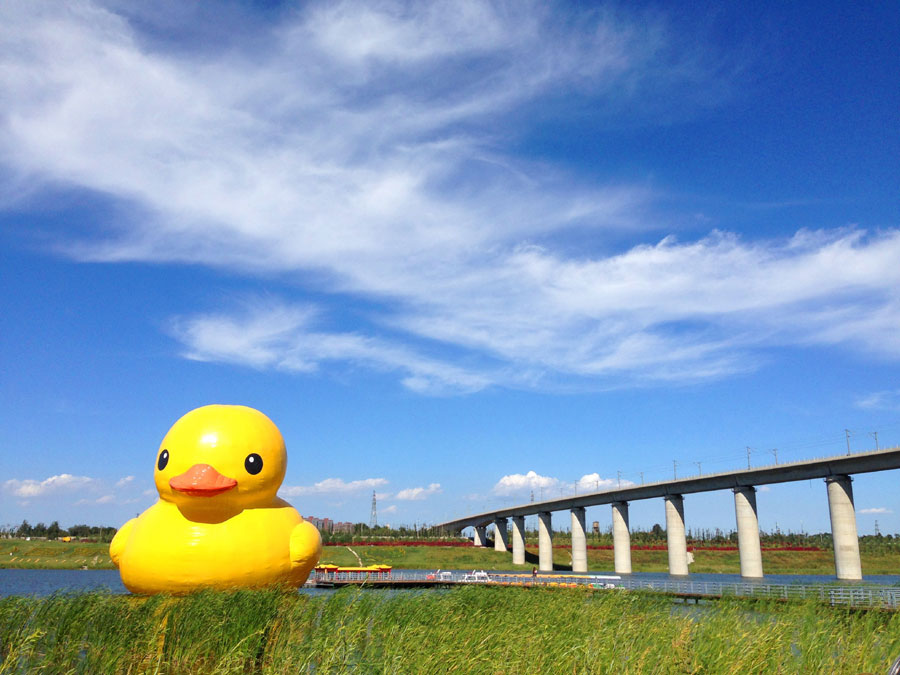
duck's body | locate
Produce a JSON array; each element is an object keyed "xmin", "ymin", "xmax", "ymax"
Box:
[
  {"xmin": 110, "ymin": 405, "xmax": 321, "ymax": 594},
  {"xmin": 112, "ymin": 498, "xmax": 320, "ymax": 594}
]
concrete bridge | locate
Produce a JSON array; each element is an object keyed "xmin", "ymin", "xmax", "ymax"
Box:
[{"xmin": 435, "ymin": 447, "xmax": 900, "ymax": 580}]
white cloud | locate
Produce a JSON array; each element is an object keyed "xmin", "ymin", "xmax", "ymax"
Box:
[
  {"xmin": 381, "ymin": 505, "xmax": 398, "ymax": 515},
  {"xmin": 3, "ymin": 474, "xmax": 99, "ymax": 498},
  {"xmin": 492, "ymin": 471, "xmax": 627, "ymax": 497},
  {"xmin": 115, "ymin": 476, "xmax": 135, "ymax": 488},
  {"xmin": 1, "ymin": 3, "xmax": 900, "ymax": 392},
  {"xmin": 575, "ymin": 473, "xmax": 630, "ymax": 492},
  {"xmin": 858, "ymin": 507, "xmax": 892, "ymax": 515},
  {"xmin": 395, "ymin": 483, "xmax": 442, "ymax": 500},
  {"xmin": 280, "ymin": 477, "xmax": 388, "ymax": 497},
  {"xmin": 493, "ymin": 471, "xmax": 558, "ymax": 496}
]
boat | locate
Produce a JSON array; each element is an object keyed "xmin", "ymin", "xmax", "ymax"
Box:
[{"xmin": 314, "ymin": 563, "xmax": 392, "ymax": 574}]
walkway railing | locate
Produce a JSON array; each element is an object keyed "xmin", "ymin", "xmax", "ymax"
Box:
[{"xmin": 310, "ymin": 570, "xmax": 900, "ymax": 609}]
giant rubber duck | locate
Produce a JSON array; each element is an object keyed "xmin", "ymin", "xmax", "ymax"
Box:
[{"xmin": 110, "ymin": 405, "xmax": 321, "ymax": 594}]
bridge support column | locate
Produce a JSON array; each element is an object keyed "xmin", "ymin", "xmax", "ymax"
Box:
[
  {"xmin": 733, "ymin": 487, "xmax": 763, "ymax": 578},
  {"xmin": 571, "ymin": 507, "xmax": 587, "ymax": 573},
  {"xmin": 826, "ymin": 475, "xmax": 862, "ymax": 580},
  {"xmin": 511, "ymin": 515, "xmax": 526, "ymax": 565},
  {"xmin": 664, "ymin": 494, "xmax": 689, "ymax": 576},
  {"xmin": 612, "ymin": 501, "xmax": 632, "ymax": 574},
  {"xmin": 493, "ymin": 518, "xmax": 509, "ymax": 551},
  {"xmin": 538, "ymin": 511, "xmax": 553, "ymax": 571},
  {"xmin": 473, "ymin": 525, "xmax": 487, "ymax": 547}
]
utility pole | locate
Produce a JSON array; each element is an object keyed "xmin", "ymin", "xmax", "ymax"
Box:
[
  {"xmin": 694, "ymin": 461, "xmax": 702, "ymax": 475},
  {"xmin": 369, "ymin": 491, "xmax": 378, "ymax": 529},
  {"xmin": 871, "ymin": 431, "xmax": 879, "ymax": 451},
  {"xmin": 845, "ymin": 429, "xmax": 851, "ymax": 455},
  {"xmin": 770, "ymin": 448, "xmax": 778, "ymax": 464},
  {"xmin": 640, "ymin": 471, "xmax": 644, "ymax": 485},
  {"xmin": 617, "ymin": 470, "xmax": 622, "ymax": 488},
  {"xmin": 673, "ymin": 460, "xmax": 678, "ymax": 480},
  {"xmin": 746, "ymin": 447, "xmax": 752, "ymax": 470}
]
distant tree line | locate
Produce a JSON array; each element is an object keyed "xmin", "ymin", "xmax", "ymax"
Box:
[
  {"xmin": 3, "ymin": 518, "xmax": 897, "ymax": 552},
  {"xmin": 0, "ymin": 521, "xmax": 118, "ymax": 543},
  {"xmin": 320, "ymin": 524, "xmax": 457, "ymax": 544}
]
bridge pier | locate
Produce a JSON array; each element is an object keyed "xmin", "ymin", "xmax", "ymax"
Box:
[
  {"xmin": 665, "ymin": 494, "xmax": 689, "ymax": 576},
  {"xmin": 612, "ymin": 501, "xmax": 632, "ymax": 574},
  {"xmin": 493, "ymin": 517, "xmax": 509, "ymax": 551},
  {"xmin": 571, "ymin": 507, "xmax": 587, "ymax": 572},
  {"xmin": 473, "ymin": 525, "xmax": 487, "ymax": 547},
  {"xmin": 511, "ymin": 515, "xmax": 526, "ymax": 565},
  {"xmin": 733, "ymin": 486, "xmax": 763, "ymax": 578},
  {"xmin": 826, "ymin": 475, "xmax": 862, "ymax": 580},
  {"xmin": 538, "ymin": 511, "xmax": 553, "ymax": 571}
]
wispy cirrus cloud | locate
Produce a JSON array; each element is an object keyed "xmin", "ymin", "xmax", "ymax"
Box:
[
  {"xmin": 280, "ymin": 477, "xmax": 388, "ymax": 497},
  {"xmin": 856, "ymin": 390, "xmax": 900, "ymax": 412},
  {"xmin": 2, "ymin": 2, "xmax": 899, "ymax": 394},
  {"xmin": 174, "ymin": 301, "xmax": 493, "ymax": 395},
  {"xmin": 4, "ymin": 473, "xmax": 144, "ymax": 508},
  {"xmin": 281, "ymin": 476, "xmax": 444, "ymax": 504},
  {"xmin": 858, "ymin": 507, "xmax": 892, "ymax": 515}
]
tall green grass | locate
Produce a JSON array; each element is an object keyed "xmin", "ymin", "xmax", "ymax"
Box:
[{"xmin": 2, "ymin": 586, "xmax": 899, "ymax": 673}]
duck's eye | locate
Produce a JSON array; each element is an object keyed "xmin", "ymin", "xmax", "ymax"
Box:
[
  {"xmin": 157, "ymin": 449, "xmax": 169, "ymax": 471},
  {"xmin": 244, "ymin": 453, "xmax": 263, "ymax": 475}
]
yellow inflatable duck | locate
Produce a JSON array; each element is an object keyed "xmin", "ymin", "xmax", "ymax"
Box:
[{"xmin": 110, "ymin": 405, "xmax": 321, "ymax": 594}]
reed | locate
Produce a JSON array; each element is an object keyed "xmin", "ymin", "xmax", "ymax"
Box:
[{"xmin": 2, "ymin": 586, "xmax": 898, "ymax": 673}]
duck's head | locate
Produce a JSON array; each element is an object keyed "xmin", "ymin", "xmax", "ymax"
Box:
[{"xmin": 154, "ymin": 405, "xmax": 287, "ymax": 512}]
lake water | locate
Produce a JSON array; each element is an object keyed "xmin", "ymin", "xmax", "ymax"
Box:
[
  {"xmin": 0, "ymin": 569, "xmax": 126, "ymax": 597},
  {"xmin": 1, "ymin": 568, "xmax": 897, "ymax": 597}
]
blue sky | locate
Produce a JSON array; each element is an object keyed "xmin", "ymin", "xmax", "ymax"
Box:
[{"xmin": 2, "ymin": 1, "xmax": 899, "ymax": 537}]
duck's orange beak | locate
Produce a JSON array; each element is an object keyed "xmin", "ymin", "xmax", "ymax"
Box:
[{"xmin": 169, "ymin": 464, "xmax": 237, "ymax": 497}]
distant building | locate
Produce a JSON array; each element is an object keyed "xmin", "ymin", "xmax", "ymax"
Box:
[
  {"xmin": 305, "ymin": 517, "xmax": 357, "ymax": 534},
  {"xmin": 305, "ymin": 516, "xmax": 334, "ymax": 533}
]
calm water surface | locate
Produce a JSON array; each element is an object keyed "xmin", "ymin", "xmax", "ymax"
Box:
[{"xmin": 1, "ymin": 568, "xmax": 897, "ymax": 597}]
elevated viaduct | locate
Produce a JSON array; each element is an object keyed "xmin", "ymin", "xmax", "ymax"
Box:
[{"xmin": 436, "ymin": 447, "xmax": 900, "ymax": 580}]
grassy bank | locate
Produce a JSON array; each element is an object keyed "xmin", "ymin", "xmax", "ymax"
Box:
[
  {"xmin": 2, "ymin": 586, "xmax": 899, "ymax": 673},
  {"xmin": 0, "ymin": 540, "xmax": 112, "ymax": 570},
  {"xmin": 3, "ymin": 538, "xmax": 900, "ymax": 575}
]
